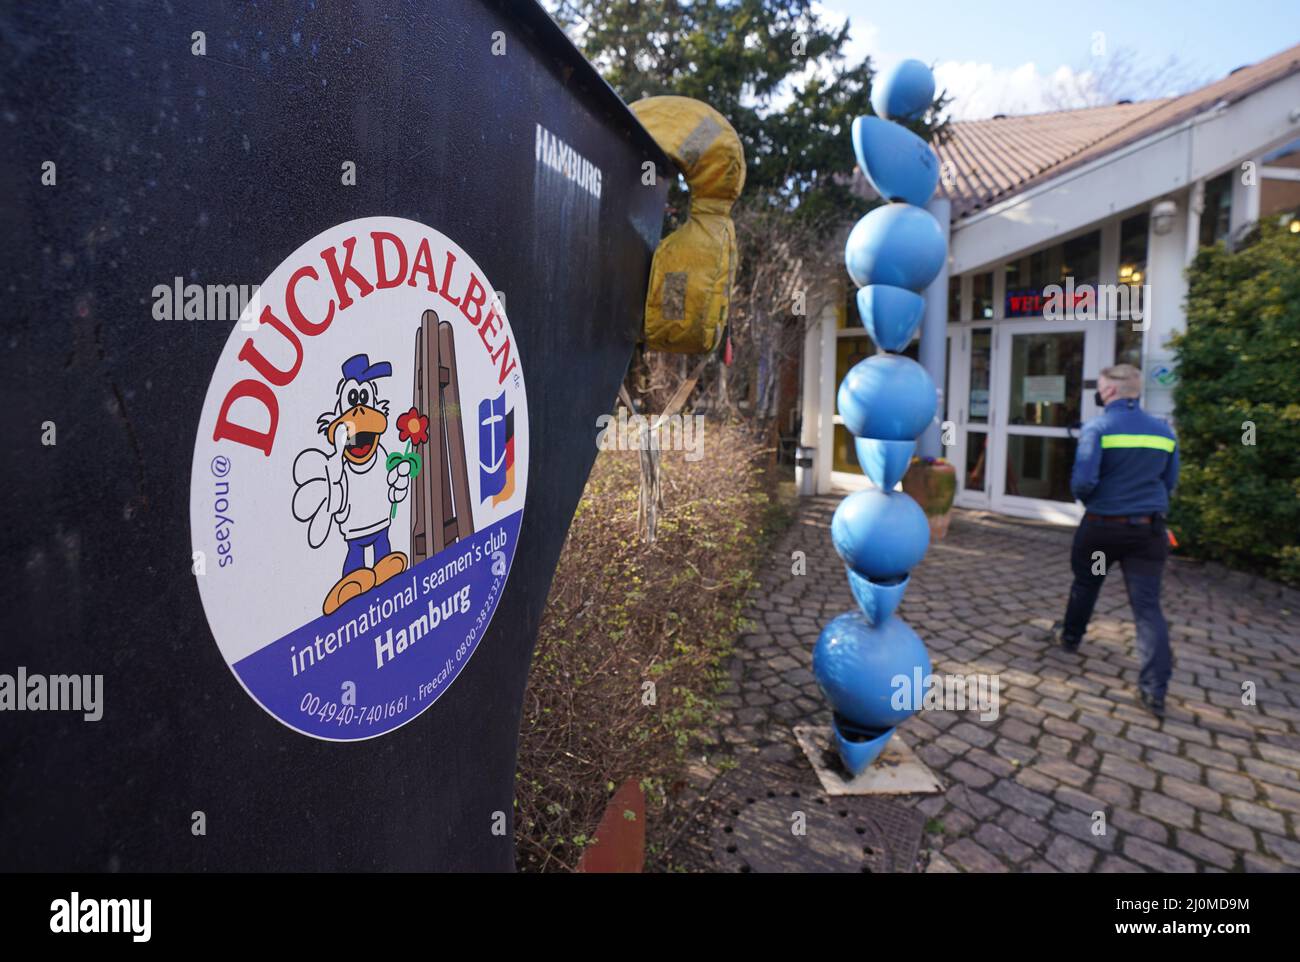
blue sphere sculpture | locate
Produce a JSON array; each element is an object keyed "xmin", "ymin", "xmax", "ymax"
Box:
[
  {"xmin": 870, "ymin": 58, "xmax": 935, "ymax": 121},
  {"xmin": 832, "ymin": 720, "xmax": 897, "ymax": 775},
  {"xmin": 846, "ymin": 568, "xmax": 910, "ymax": 626},
  {"xmin": 816, "ymin": 53, "xmax": 942, "ymax": 777},
  {"xmin": 813, "ymin": 612, "xmax": 932, "ymax": 732},
  {"xmin": 845, "ymin": 203, "xmax": 947, "ymax": 291},
  {"xmin": 851, "ymin": 116, "xmax": 939, "ymax": 207},
  {"xmin": 837, "ymin": 353, "xmax": 937, "ymax": 441},
  {"xmin": 831, "ymin": 488, "xmax": 931, "ymax": 580},
  {"xmin": 856, "ymin": 284, "xmax": 925, "ymax": 352},
  {"xmin": 854, "ymin": 436, "xmax": 916, "ymax": 490}
]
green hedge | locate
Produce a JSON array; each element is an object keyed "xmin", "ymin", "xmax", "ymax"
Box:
[{"xmin": 1169, "ymin": 222, "xmax": 1300, "ymax": 586}]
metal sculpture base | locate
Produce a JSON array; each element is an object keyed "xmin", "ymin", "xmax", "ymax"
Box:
[{"xmin": 795, "ymin": 725, "xmax": 943, "ymax": 797}]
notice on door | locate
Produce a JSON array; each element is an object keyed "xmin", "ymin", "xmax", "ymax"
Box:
[{"xmin": 1022, "ymin": 375, "xmax": 1065, "ymax": 404}]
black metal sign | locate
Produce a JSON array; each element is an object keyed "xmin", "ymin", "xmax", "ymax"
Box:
[{"xmin": 0, "ymin": 0, "xmax": 668, "ymax": 871}]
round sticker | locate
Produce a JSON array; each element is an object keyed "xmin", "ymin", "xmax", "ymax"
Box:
[{"xmin": 190, "ymin": 216, "xmax": 528, "ymax": 740}]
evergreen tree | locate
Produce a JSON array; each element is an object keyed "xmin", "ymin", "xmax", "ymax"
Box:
[{"xmin": 554, "ymin": 0, "xmax": 947, "ymax": 222}]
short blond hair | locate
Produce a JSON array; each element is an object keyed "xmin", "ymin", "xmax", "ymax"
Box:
[{"xmin": 1100, "ymin": 363, "xmax": 1142, "ymax": 399}]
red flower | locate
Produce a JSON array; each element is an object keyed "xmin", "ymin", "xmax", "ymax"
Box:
[{"xmin": 397, "ymin": 407, "xmax": 429, "ymax": 445}]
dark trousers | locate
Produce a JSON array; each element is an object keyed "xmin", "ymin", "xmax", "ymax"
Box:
[
  {"xmin": 1062, "ymin": 517, "xmax": 1171, "ymax": 699},
  {"xmin": 343, "ymin": 527, "xmax": 392, "ymax": 577}
]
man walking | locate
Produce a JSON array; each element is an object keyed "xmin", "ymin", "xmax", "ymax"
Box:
[{"xmin": 1052, "ymin": 364, "xmax": 1179, "ymax": 718}]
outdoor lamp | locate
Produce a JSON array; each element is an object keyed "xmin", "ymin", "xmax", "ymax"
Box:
[{"xmin": 1152, "ymin": 199, "xmax": 1178, "ymax": 235}]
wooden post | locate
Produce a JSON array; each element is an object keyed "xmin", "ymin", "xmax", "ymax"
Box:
[
  {"xmin": 410, "ymin": 310, "xmax": 475, "ymax": 566},
  {"xmin": 411, "ymin": 312, "xmax": 440, "ymax": 563},
  {"xmin": 439, "ymin": 319, "xmax": 476, "ymax": 546}
]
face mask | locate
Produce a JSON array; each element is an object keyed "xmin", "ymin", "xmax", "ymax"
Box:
[{"xmin": 1094, "ymin": 391, "xmax": 1106, "ymax": 407}]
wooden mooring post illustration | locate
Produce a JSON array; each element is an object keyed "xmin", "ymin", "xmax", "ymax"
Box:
[{"xmin": 410, "ymin": 309, "xmax": 476, "ymax": 565}]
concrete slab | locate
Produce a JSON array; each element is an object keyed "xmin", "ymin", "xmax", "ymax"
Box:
[{"xmin": 795, "ymin": 724, "xmax": 944, "ymax": 796}]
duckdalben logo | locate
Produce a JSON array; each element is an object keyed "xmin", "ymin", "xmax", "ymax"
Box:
[
  {"xmin": 189, "ymin": 217, "xmax": 529, "ymax": 741},
  {"xmin": 49, "ymin": 893, "xmax": 151, "ymax": 942}
]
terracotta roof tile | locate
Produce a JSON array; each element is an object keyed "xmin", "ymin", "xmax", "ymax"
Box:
[{"xmin": 935, "ymin": 42, "xmax": 1300, "ymax": 220}]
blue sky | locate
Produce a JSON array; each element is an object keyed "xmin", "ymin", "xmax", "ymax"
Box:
[{"xmin": 817, "ymin": 0, "xmax": 1300, "ymax": 118}]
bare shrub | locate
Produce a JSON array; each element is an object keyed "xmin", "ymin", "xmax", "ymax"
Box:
[{"xmin": 514, "ymin": 420, "xmax": 787, "ymax": 871}]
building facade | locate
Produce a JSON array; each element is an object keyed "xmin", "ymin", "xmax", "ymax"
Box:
[{"xmin": 799, "ymin": 43, "xmax": 1300, "ymax": 523}]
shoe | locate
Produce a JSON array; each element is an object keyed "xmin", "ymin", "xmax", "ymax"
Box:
[
  {"xmin": 373, "ymin": 551, "xmax": 408, "ymax": 586},
  {"xmin": 1139, "ymin": 690, "xmax": 1166, "ymax": 719},
  {"xmin": 1049, "ymin": 621, "xmax": 1080, "ymax": 653},
  {"xmin": 322, "ymin": 567, "xmax": 377, "ymax": 616}
]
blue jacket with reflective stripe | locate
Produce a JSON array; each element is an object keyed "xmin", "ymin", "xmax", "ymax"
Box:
[{"xmin": 1071, "ymin": 398, "xmax": 1179, "ymax": 514}]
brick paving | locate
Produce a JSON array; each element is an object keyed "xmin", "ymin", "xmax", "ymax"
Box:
[{"xmin": 684, "ymin": 496, "xmax": 1300, "ymax": 873}]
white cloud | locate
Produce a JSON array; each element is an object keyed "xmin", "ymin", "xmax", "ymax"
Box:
[
  {"xmin": 934, "ymin": 60, "xmax": 1102, "ymax": 120},
  {"xmin": 836, "ymin": 11, "xmax": 880, "ymax": 73},
  {"xmin": 803, "ymin": 6, "xmax": 1105, "ymax": 122},
  {"xmin": 760, "ymin": 3, "xmax": 881, "ymax": 114}
]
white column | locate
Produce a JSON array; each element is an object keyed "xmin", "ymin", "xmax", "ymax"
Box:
[
  {"xmin": 918, "ymin": 197, "xmax": 952, "ymax": 458},
  {"xmin": 1095, "ymin": 218, "xmax": 1121, "ymax": 401},
  {"xmin": 796, "ymin": 296, "xmax": 823, "ymax": 496},
  {"xmin": 1185, "ymin": 179, "xmax": 1205, "ymax": 264},
  {"xmin": 817, "ymin": 298, "xmax": 838, "ymax": 494},
  {"xmin": 1142, "ymin": 191, "xmax": 1192, "ymax": 420},
  {"xmin": 1230, "ymin": 158, "xmax": 1261, "ymax": 237}
]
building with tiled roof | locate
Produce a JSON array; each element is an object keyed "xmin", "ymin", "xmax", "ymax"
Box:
[
  {"xmin": 935, "ymin": 100, "xmax": 1171, "ymax": 219},
  {"xmin": 801, "ymin": 43, "xmax": 1300, "ymax": 522}
]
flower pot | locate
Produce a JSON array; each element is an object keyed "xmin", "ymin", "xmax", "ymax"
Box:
[{"xmin": 901, "ymin": 457, "xmax": 957, "ymax": 541}]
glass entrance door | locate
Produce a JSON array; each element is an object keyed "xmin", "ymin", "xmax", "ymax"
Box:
[
  {"xmin": 993, "ymin": 322, "xmax": 1095, "ymax": 520},
  {"xmin": 951, "ymin": 326, "xmax": 993, "ymax": 507}
]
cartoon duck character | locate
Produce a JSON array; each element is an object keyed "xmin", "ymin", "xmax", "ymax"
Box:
[{"xmin": 292, "ymin": 354, "xmax": 413, "ymax": 615}]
